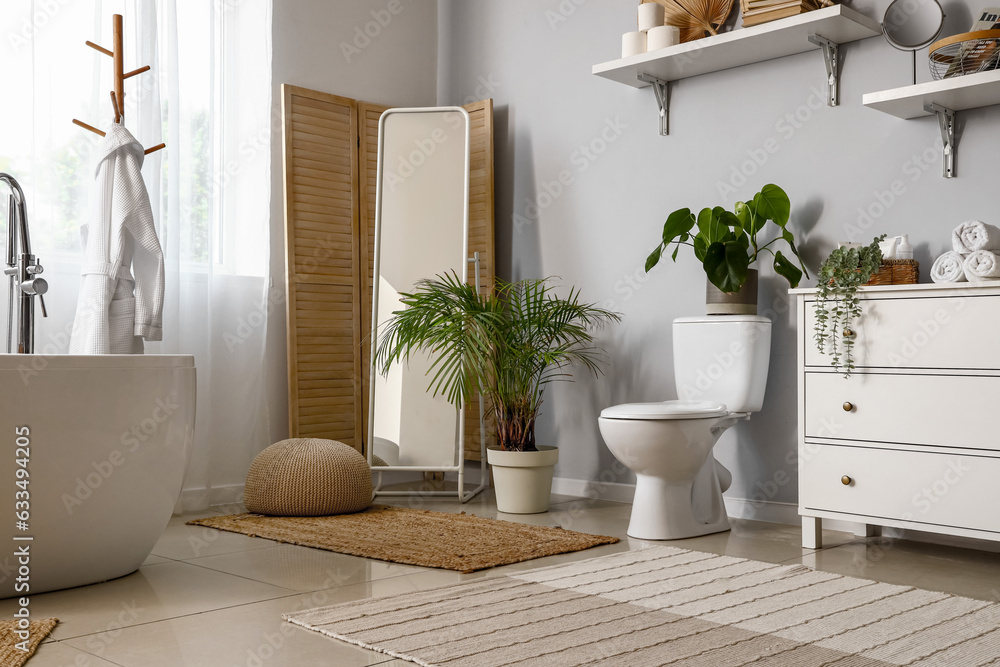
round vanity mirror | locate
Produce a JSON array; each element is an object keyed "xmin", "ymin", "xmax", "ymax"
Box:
[{"xmin": 882, "ymin": 0, "xmax": 946, "ymax": 50}]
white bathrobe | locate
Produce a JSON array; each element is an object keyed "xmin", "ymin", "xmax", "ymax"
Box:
[{"xmin": 70, "ymin": 125, "xmax": 164, "ymax": 354}]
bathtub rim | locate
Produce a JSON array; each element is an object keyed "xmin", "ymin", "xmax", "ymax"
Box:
[{"xmin": 0, "ymin": 353, "xmax": 195, "ymax": 369}]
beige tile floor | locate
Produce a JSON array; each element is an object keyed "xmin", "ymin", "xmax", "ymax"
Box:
[{"xmin": 9, "ymin": 490, "xmax": 1000, "ymax": 666}]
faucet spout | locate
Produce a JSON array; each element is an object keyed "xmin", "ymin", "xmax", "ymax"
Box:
[{"xmin": 1, "ymin": 173, "xmax": 30, "ymax": 261}]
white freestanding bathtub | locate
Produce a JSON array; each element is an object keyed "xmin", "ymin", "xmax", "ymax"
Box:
[{"xmin": 0, "ymin": 354, "xmax": 195, "ymax": 598}]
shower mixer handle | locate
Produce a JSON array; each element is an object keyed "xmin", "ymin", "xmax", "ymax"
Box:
[{"xmin": 21, "ymin": 277, "xmax": 47, "ymax": 296}]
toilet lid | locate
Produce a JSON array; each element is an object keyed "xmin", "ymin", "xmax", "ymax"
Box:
[{"xmin": 600, "ymin": 400, "xmax": 728, "ymax": 420}]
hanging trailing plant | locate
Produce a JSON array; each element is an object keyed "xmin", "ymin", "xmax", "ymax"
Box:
[{"xmin": 814, "ymin": 235, "xmax": 885, "ymax": 376}]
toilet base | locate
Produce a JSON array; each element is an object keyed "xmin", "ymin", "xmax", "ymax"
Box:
[{"xmin": 626, "ymin": 465, "xmax": 730, "ymax": 540}]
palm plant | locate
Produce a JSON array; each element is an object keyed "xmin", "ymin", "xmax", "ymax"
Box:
[{"xmin": 375, "ymin": 272, "xmax": 621, "ymax": 452}]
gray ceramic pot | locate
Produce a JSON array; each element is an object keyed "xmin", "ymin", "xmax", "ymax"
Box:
[{"xmin": 706, "ymin": 268, "xmax": 758, "ymax": 315}]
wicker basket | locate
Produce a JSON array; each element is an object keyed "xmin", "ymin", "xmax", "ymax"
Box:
[
  {"xmin": 865, "ymin": 259, "xmax": 919, "ymax": 286},
  {"xmin": 929, "ymin": 30, "xmax": 1000, "ymax": 80}
]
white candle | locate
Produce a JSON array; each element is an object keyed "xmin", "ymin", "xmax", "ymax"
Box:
[
  {"xmin": 647, "ymin": 25, "xmax": 680, "ymax": 50},
  {"xmin": 622, "ymin": 31, "xmax": 647, "ymax": 58},
  {"xmin": 637, "ymin": 3, "xmax": 665, "ymax": 31}
]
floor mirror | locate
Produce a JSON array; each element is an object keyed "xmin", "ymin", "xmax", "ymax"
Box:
[{"xmin": 367, "ymin": 107, "xmax": 488, "ymax": 502}]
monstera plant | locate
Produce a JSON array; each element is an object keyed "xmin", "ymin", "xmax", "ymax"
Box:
[{"xmin": 645, "ymin": 184, "xmax": 809, "ymax": 295}]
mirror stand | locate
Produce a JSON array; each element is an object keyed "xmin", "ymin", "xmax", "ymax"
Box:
[{"xmin": 367, "ymin": 106, "xmax": 493, "ymax": 502}]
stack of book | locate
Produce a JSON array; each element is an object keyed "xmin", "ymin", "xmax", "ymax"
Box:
[{"xmin": 740, "ymin": 0, "xmax": 826, "ymax": 27}]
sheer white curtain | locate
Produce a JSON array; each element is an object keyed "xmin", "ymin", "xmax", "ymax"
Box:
[{"xmin": 0, "ymin": 0, "xmax": 273, "ymax": 512}]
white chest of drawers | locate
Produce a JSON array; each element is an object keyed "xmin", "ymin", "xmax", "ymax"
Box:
[{"xmin": 792, "ymin": 282, "xmax": 1000, "ymax": 549}]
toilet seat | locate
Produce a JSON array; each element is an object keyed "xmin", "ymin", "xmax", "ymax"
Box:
[{"xmin": 600, "ymin": 400, "xmax": 727, "ymax": 420}]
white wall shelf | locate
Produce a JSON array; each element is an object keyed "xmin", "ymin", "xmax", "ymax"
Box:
[
  {"xmin": 592, "ymin": 5, "xmax": 882, "ymax": 135},
  {"xmin": 862, "ymin": 69, "xmax": 1000, "ymax": 178}
]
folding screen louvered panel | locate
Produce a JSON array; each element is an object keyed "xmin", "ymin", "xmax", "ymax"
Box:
[
  {"xmin": 462, "ymin": 99, "xmax": 496, "ymax": 461},
  {"xmin": 357, "ymin": 102, "xmax": 390, "ymax": 452},
  {"xmin": 281, "ymin": 85, "xmax": 363, "ymax": 451}
]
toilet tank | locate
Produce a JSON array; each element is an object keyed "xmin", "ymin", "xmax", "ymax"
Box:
[{"xmin": 672, "ymin": 315, "xmax": 772, "ymax": 413}]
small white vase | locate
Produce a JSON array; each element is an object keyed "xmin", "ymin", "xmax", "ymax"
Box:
[{"xmin": 487, "ymin": 445, "xmax": 558, "ymax": 514}]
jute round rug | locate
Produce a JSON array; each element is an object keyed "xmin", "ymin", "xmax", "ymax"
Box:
[{"xmin": 188, "ymin": 505, "xmax": 618, "ymax": 573}]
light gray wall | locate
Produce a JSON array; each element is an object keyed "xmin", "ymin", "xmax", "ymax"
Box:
[
  {"xmin": 437, "ymin": 0, "xmax": 1000, "ymax": 505},
  {"xmin": 267, "ymin": 0, "xmax": 439, "ymax": 443}
]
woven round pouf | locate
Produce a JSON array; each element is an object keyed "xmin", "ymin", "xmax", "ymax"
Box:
[{"xmin": 244, "ymin": 439, "xmax": 372, "ymax": 516}]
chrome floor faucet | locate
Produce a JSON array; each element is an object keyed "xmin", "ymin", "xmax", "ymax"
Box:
[{"xmin": 1, "ymin": 173, "xmax": 47, "ymax": 354}]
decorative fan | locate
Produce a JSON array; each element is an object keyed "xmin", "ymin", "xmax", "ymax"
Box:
[{"xmin": 641, "ymin": 0, "xmax": 735, "ymax": 43}]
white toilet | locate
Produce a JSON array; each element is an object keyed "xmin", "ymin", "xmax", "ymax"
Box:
[{"xmin": 598, "ymin": 315, "xmax": 771, "ymax": 540}]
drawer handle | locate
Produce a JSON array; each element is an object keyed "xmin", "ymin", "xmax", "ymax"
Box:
[
  {"xmin": 843, "ymin": 328, "xmax": 856, "ymax": 339},
  {"xmin": 843, "ymin": 401, "xmax": 854, "ymax": 412},
  {"xmin": 842, "ymin": 475, "xmax": 852, "ymax": 486}
]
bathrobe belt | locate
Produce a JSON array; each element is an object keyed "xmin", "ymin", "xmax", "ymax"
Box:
[{"xmin": 80, "ymin": 262, "xmax": 135, "ymax": 282}]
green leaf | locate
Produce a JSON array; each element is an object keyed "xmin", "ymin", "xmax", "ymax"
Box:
[
  {"xmin": 710, "ymin": 207, "xmax": 730, "ymax": 242},
  {"xmin": 693, "ymin": 235, "xmax": 709, "ymax": 262},
  {"xmin": 773, "ymin": 250, "xmax": 803, "ymax": 288},
  {"xmin": 716, "ymin": 210, "xmax": 743, "ymax": 235},
  {"xmin": 696, "ymin": 207, "xmax": 715, "ymax": 238},
  {"xmin": 645, "ymin": 246, "xmax": 663, "ymax": 273},
  {"xmin": 704, "ymin": 241, "xmax": 750, "ymax": 293},
  {"xmin": 734, "ymin": 201, "xmax": 750, "ymax": 228},
  {"xmin": 752, "ymin": 184, "xmax": 790, "ymax": 228},
  {"xmin": 662, "ymin": 208, "xmax": 695, "ymax": 245}
]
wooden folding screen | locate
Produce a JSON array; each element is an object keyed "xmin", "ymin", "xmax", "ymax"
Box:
[
  {"xmin": 284, "ymin": 85, "xmax": 494, "ymax": 459},
  {"xmin": 282, "ymin": 86, "xmax": 363, "ymax": 450}
]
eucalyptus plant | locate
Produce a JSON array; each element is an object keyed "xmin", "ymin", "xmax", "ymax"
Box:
[
  {"xmin": 813, "ymin": 235, "xmax": 885, "ymax": 376},
  {"xmin": 645, "ymin": 184, "xmax": 809, "ymax": 293},
  {"xmin": 374, "ymin": 272, "xmax": 621, "ymax": 452}
]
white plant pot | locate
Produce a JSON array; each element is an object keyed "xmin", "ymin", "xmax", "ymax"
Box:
[{"xmin": 487, "ymin": 445, "xmax": 558, "ymax": 514}]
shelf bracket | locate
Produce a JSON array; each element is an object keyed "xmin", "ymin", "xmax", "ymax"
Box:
[
  {"xmin": 637, "ymin": 73, "xmax": 670, "ymax": 136},
  {"xmin": 807, "ymin": 34, "xmax": 840, "ymax": 107},
  {"xmin": 924, "ymin": 103, "xmax": 956, "ymax": 178}
]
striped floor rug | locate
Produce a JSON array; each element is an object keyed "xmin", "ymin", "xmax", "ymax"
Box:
[{"xmin": 284, "ymin": 545, "xmax": 1000, "ymax": 666}]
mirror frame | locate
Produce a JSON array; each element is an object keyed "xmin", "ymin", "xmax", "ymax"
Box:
[
  {"xmin": 366, "ymin": 106, "xmax": 488, "ymax": 502},
  {"xmin": 882, "ymin": 0, "xmax": 946, "ymax": 51}
]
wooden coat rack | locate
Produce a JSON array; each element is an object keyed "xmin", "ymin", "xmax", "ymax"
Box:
[{"xmin": 72, "ymin": 14, "xmax": 166, "ymax": 156}]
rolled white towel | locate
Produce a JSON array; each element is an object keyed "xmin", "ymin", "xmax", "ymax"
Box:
[
  {"xmin": 931, "ymin": 251, "xmax": 967, "ymax": 283},
  {"xmin": 963, "ymin": 250, "xmax": 1000, "ymax": 281},
  {"xmin": 952, "ymin": 221, "xmax": 1000, "ymax": 254}
]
